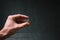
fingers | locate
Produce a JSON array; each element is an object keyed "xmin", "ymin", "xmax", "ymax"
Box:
[
  {"xmin": 17, "ymin": 22, "xmax": 30, "ymax": 29},
  {"xmin": 8, "ymin": 14, "xmax": 29, "ymax": 19}
]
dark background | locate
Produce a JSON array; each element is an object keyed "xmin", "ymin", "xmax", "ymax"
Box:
[{"xmin": 0, "ymin": 0, "xmax": 60, "ymax": 40}]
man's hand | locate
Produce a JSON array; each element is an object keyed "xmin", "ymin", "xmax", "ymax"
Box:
[{"xmin": 0, "ymin": 14, "xmax": 30, "ymax": 40}]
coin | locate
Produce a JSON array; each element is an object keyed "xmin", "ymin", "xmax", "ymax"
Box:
[{"xmin": 23, "ymin": 18, "xmax": 31, "ymax": 22}]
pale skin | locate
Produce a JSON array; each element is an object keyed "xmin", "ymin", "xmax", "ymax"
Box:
[{"xmin": 0, "ymin": 14, "xmax": 30, "ymax": 40}]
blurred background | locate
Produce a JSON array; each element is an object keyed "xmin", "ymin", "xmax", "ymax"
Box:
[{"xmin": 0, "ymin": 0, "xmax": 60, "ymax": 40}]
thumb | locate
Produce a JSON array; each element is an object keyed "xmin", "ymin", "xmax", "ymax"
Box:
[{"xmin": 17, "ymin": 22, "xmax": 30, "ymax": 29}]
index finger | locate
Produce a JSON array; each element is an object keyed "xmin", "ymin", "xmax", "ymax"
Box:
[{"xmin": 9, "ymin": 14, "xmax": 29, "ymax": 19}]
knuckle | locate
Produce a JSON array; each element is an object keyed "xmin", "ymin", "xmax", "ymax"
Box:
[
  {"xmin": 8, "ymin": 15, "xmax": 12, "ymax": 18},
  {"xmin": 17, "ymin": 14, "xmax": 21, "ymax": 15}
]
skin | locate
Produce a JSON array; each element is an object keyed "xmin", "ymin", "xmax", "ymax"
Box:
[{"xmin": 0, "ymin": 14, "xmax": 30, "ymax": 40}]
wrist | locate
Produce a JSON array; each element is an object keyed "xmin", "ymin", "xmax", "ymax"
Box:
[
  {"xmin": 0, "ymin": 31, "xmax": 5, "ymax": 40},
  {"xmin": 0, "ymin": 28, "xmax": 8, "ymax": 40}
]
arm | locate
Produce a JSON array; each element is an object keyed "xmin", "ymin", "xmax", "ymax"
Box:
[{"xmin": 0, "ymin": 14, "xmax": 30, "ymax": 40}]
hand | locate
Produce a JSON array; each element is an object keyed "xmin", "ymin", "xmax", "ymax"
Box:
[{"xmin": 0, "ymin": 14, "xmax": 30, "ymax": 40}]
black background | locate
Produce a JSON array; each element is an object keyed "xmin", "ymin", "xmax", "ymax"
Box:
[{"xmin": 0, "ymin": 0, "xmax": 60, "ymax": 40}]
